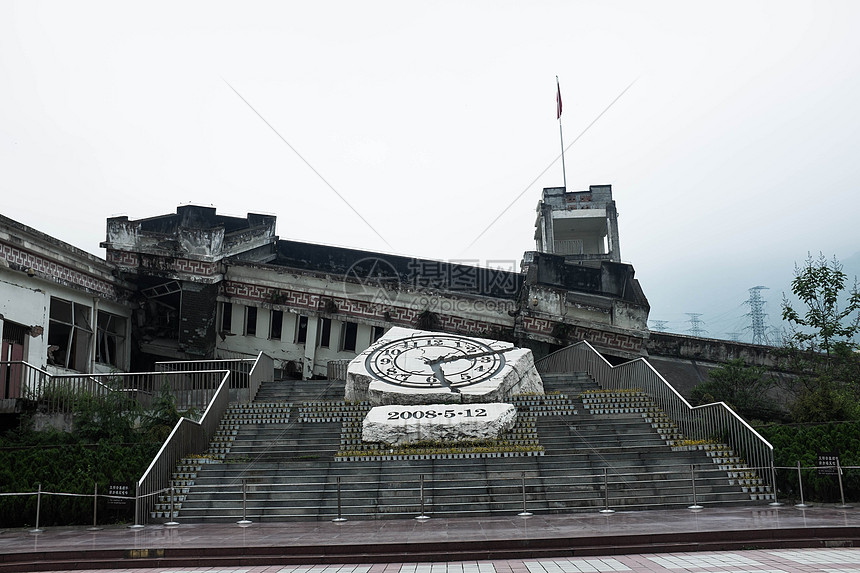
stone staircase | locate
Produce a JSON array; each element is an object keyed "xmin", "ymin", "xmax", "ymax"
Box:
[{"xmin": 152, "ymin": 372, "xmax": 772, "ymax": 522}]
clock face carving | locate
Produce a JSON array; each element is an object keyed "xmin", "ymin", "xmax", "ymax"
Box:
[{"xmin": 365, "ymin": 334, "xmax": 506, "ymax": 390}]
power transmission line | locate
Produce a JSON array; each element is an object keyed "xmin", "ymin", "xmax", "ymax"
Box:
[{"xmin": 650, "ymin": 320, "xmax": 669, "ymax": 332}]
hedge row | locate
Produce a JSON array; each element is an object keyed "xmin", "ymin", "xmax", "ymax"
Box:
[
  {"xmin": 0, "ymin": 438, "xmax": 158, "ymax": 527},
  {"xmin": 758, "ymin": 421, "xmax": 860, "ymax": 503}
]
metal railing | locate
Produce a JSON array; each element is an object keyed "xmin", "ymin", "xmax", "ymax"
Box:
[
  {"xmin": 134, "ymin": 351, "xmax": 273, "ymax": 524},
  {"xmin": 134, "ymin": 369, "xmax": 231, "ymax": 525},
  {"xmin": 1, "ymin": 352, "xmax": 275, "ymax": 526},
  {"xmin": 157, "ymin": 358, "xmax": 255, "ymax": 390},
  {"xmin": 0, "ymin": 361, "xmax": 226, "ymax": 413},
  {"xmin": 5, "ymin": 461, "xmax": 858, "ymax": 528},
  {"xmin": 247, "ymin": 352, "xmax": 273, "ymax": 403},
  {"xmin": 327, "ymin": 359, "xmax": 350, "ymax": 381},
  {"xmin": 535, "ymin": 341, "xmax": 775, "ymax": 489}
]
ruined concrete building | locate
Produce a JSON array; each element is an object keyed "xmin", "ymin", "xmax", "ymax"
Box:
[
  {"xmin": 1, "ymin": 185, "xmax": 657, "ymax": 387},
  {"xmin": 534, "ymin": 185, "xmax": 621, "ymax": 262}
]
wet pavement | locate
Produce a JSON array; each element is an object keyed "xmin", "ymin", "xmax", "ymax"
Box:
[{"xmin": 1, "ymin": 505, "xmax": 859, "ymax": 572}]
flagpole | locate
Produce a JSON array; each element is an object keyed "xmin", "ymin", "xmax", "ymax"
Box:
[{"xmin": 557, "ymin": 76, "xmax": 567, "ymax": 190}]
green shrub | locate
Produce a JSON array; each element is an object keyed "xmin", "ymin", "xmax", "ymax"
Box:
[{"xmin": 758, "ymin": 421, "xmax": 860, "ymax": 503}]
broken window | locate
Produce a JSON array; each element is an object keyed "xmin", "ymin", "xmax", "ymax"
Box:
[
  {"xmin": 138, "ymin": 280, "xmax": 182, "ymax": 341},
  {"xmin": 47, "ymin": 298, "xmax": 93, "ymax": 371},
  {"xmin": 245, "ymin": 306, "xmax": 257, "ymax": 336},
  {"xmin": 221, "ymin": 302, "xmax": 233, "ymax": 333},
  {"xmin": 341, "ymin": 322, "xmax": 358, "ymax": 352},
  {"xmin": 96, "ymin": 311, "xmax": 127, "ymax": 369},
  {"xmin": 318, "ymin": 317, "xmax": 331, "ymax": 348},
  {"xmin": 295, "ymin": 315, "xmax": 308, "ymax": 344},
  {"xmin": 270, "ymin": 310, "xmax": 283, "ymax": 340}
]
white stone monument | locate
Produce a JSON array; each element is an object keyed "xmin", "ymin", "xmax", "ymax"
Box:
[
  {"xmin": 362, "ymin": 403, "xmax": 517, "ymax": 446},
  {"xmin": 345, "ymin": 327, "xmax": 544, "ymax": 406},
  {"xmin": 347, "ymin": 328, "xmax": 543, "ymax": 445}
]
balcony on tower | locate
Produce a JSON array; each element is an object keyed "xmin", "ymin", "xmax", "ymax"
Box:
[{"xmin": 534, "ymin": 185, "xmax": 620, "ymax": 263}]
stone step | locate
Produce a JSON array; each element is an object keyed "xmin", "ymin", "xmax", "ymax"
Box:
[{"xmin": 159, "ymin": 373, "xmax": 771, "ymax": 523}]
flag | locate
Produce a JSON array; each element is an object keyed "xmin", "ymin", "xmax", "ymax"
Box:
[{"xmin": 556, "ymin": 77, "xmax": 562, "ymax": 120}]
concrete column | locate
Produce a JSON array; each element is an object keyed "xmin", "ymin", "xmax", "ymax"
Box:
[
  {"xmin": 90, "ymin": 298, "xmax": 98, "ymax": 373},
  {"xmin": 302, "ymin": 315, "xmax": 319, "ymax": 380},
  {"xmin": 356, "ymin": 324, "xmax": 373, "ymax": 353},
  {"xmin": 606, "ymin": 201, "xmax": 621, "ymax": 262}
]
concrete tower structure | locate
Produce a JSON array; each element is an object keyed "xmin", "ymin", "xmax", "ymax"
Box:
[{"xmin": 534, "ymin": 185, "xmax": 621, "ymax": 263}]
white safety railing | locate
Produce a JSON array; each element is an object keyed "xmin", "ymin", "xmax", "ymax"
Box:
[
  {"xmin": 134, "ymin": 351, "xmax": 274, "ymax": 524},
  {"xmin": 535, "ymin": 341, "xmax": 775, "ymax": 490},
  {"xmin": 134, "ymin": 369, "xmax": 231, "ymax": 526},
  {"xmin": 157, "ymin": 358, "xmax": 254, "ymax": 390}
]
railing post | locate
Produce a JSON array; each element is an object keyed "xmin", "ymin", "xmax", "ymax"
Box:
[
  {"xmin": 415, "ymin": 474, "xmax": 429, "ymax": 520},
  {"xmin": 238, "ymin": 479, "xmax": 252, "ymax": 525},
  {"xmin": 795, "ymin": 460, "xmax": 809, "ymax": 509},
  {"xmin": 30, "ymin": 483, "xmax": 44, "ymax": 533},
  {"xmin": 836, "ymin": 458, "xmax": 851, "ymax": 509},
  {"xmin": 769, "ymin": 463, "xmax": 782, "ymax": 507},
  {"xmin": 518, "ymin": 472, "xmax": 532, "ymax": 517},
  {"xmin": 129, "ymin": 482, "xmax": 144, "ymax": 528},
  {"xmin": 332, "ymin": 476, "xmax": 347, "ymax": 522},
  {"xmin": 164, "ymin": 482, "xmax": 179, "ymax": 526},
  {"xmin": 88, "ymin": 482, "xmax": 102, "ymax": 531},
  {"xmin": 688, "ymin": 464, "xmax": 703, "ymax": 510},
  {"xmin": 599, "ymin": 468, "xmax": 614, "ymax": 514}
]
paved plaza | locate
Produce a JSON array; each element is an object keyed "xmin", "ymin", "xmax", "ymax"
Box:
[
  {"xmin": 21, "ymin": 549, "xmax": 860, "ymax": 573},
  {"xmin": 1, "ymin": 505, "xmax": 859, "ymax": 572}
]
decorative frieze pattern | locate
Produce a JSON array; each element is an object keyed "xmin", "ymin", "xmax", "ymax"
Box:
[
  {"xmin": 223, "ymin": 280, "xmax": 509, "ymax": 335},
  {"xmin": 106, "ymin": 249, "xmax": 219, "ymax": 277},
  {"xmin": 522, "ymin": 315, "xmax": 643, "ymax": 353},
  {"xmin": 1, "ymin": 241, "xmax": 119, "ymax": 299}
]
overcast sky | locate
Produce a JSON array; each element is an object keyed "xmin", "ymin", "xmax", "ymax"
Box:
[{"xmin": 2, "ymin": 1, "xmax": 859, "ymax": 342}]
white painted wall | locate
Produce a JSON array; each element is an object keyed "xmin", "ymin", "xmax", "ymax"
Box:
[
  {"xmin": 0, "ymin": 271, "xmax": 50, "ymax": 367},
  {"xmin": 0, "ymin": 269, "xmax": 131, "ymax": 372}
]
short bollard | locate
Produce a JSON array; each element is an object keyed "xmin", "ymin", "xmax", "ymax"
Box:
[
  {"xmin": 237, "ymin": 479, "xmax": 252, "ymax": 526},
  {"xmin": 30, "ymin": 483, "xmax": 44, "ymax": 533},
  {"xmin": 416, "ymin": 474, "xmax": 430, "ymax": 520},
  {"xmin": 88, "ymin": 482, "xmax": 102, "ymax": 531},
  {"xmin": 795, "ymin": 461, "xmax": 809, "ymax": 509},
  {"xmin": 518, "ymin": 472, "xmax": 532, "ymax": 517},
  {"xmin": 164, "ymin": 483, "xmax": 179, "ymax": 526},
  {"xmin": 769, "ymin": 464, "xmax": 783, "ymax": 507},
  {"xmin": 688, "ymin": 464, "xmax": 703, "ymax": 510},
  {"xmin": 836, "ymin": 459, "xmax": 852, "ymax": 509},
  {"xmin": 332, "ymin": 476, "xmax": 347, "ymax": 522},
  {"xmin": 599, "ymin": 468, "xmax": 614, "ymax": 514}
]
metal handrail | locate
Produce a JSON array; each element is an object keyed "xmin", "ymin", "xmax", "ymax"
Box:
[
  {"xmin": 0, "ymin": 362, "xmax": 226, "ymax": 412},
  {"xmin": 135, "ymin": 369, "xmax": 231, "ymax": 525},
  {"xmin": 135, "ymin": 351, "xmax": 274, "ymax": 523},
  {"xmin": 326, "ymin": 359, "xmax": 350, "ymax": 381},
  {"xmin": 157, "ymin": 358, "xmax": 256, "ymax": 390},
  {"xmin": 247, "ymin": 351, "xmax": 272, "ymax": 403},
  {"xmin": 8, "ymin": 461, "xmax": 858, "ymax": 527},
  {"xmin": 535, "ymin": 341, "xmax": 775, "ymax": 490}
]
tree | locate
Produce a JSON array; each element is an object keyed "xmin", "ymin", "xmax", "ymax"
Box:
[
  {"xmin": 780, "ymin": 253, "xmax": 860, "ymax": 422},
  {"xmin": 782, "ymin": 253, "xmax": 860, "ymax": 357},
  {"xmin": 140, "ymin": 379, "xmax": 198, "ymax": 441},
  {"xmin": 690, "ymin": 359, "xmax": 783, "ymax": 422}
]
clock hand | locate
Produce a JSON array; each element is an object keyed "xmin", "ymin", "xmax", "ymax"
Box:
[
  {"xmin": 424, "ymin": 358, "xmax": 460, "ymax": 394},
  {"xmin": 427, "ymin": 346, "xmax": 517, "ymax": 366}
]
